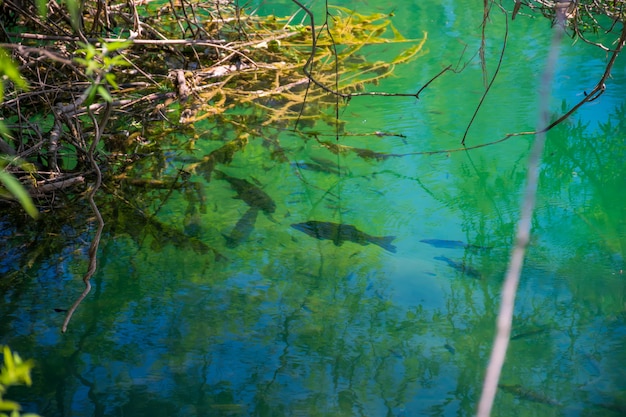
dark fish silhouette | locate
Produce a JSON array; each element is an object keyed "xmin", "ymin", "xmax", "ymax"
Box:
[
  {"xmin": 510, "ymin": 326, "xmax": 549, "ymax": 341},
  {"xmin": 434, "ymin": 256, "xmax": 481, "ymax": 279},
  {"xmin": 317, "ymin": 140, "xmax": 401, "ymax": 161},
  {"xmin": 291, "ymin": 221, "xmax": 396, "ymax": 253},
  {"xmin": 214, "ymin": 170, "xmax": 276, "ymax": 215},
  {"xmin": 420, "ymin": 239, "xmax": 491, "ymax": 250},
  {"xmin": 223, "ymin": 207, "xmax": 259, "ymax": 248},
  {"xmin": 291, "ymin": 160, "xmax": 341, "ymax": 175},
  {"xmin": 498, "ymin": 384, "xmax": 562, "ymax": 406},
  {"xmin": 187, "ymin": 136, "xmax": 248, "ymax": 181},
  {"xmin": 421, "ymin": 239, "xmax": 468, "ymax": 249},
  {"xmin": 595, "ymin": 401, "xmax": 626, "ymax": 415},
  {"xmin": 309, "ymin": 156, "xmax": 344, "ymax": 174}
]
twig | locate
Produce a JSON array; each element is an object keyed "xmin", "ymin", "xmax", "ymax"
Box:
[
  {"xmin": 476, "ymin": 3, "xmax": 567, "ymax": 416},
  {"xmin": 462, "ymin": 2, "xmax": 508, "ymax": 146},
  {"xmin": 6, "ymin": 31, "xmax": 228, "ymax": 44},
  {"xmin": 61, "ymin": 102, "xmax": 111, "ymax": 333}
]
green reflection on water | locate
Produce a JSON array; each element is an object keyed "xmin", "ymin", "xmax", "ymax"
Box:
[{"xmin": 1, "ymin": 1, "xmax": 626, "ymax": 416}]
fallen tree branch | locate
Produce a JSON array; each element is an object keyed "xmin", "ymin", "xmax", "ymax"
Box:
[
  {"xmin": 29, "ymin": 175, "xmax": 85, "ymax": 197},
  {"xmin": 62, "ymin": 103, "xmax": 110, "ymax": 333}
]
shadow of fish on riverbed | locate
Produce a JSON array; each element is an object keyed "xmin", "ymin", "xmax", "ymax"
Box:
[
  {"xmin": 434, "ymin": 255, "xmax": 481, "ymax": 279},
  {"xmin": 291, "ymin": 220, "xmax": 396, "ymax": 253}
]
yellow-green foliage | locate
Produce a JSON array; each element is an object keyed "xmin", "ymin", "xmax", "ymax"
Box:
[
  {"xmin": 0, "ymin": 346, "xmax": 39, "ymax": 417},
  {"xmin": 0, "ymin": 48, "xmax": 38, "ymax": 219}
]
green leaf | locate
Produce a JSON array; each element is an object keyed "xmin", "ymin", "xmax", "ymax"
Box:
[
  {"xmin": 85, "ymin": 85, "xmax": 98, "ymax": 105},
  {"xmin": 63, "ymin": 0, "xmax": 80, "ymax": 29},
  {"xmin": 0, "ymin": 49, "xmax": 28, "ymax": 90},
  {"xmin": 390, "ymin": 24, "xmax": 406, "ymax": 41},
  {"xmin": 97, "ymin": 85, "xmax": 112, "ymax": 102},
  {"xmin": 0, "ymin": 121, "xmax": 10, "ymax": 139},
  {"xmin": 34, "ymin": 0, "xmax": 46, "ymax": 16},
  {"xmin": 0, "ymin": 400, "xmax": 20, "ymax": 412},
  {"xmin": 102, "ymin": 40, "xmax": 131, "ymax": 53},
  {"xmin": 0, "ymin": 172, "xmax": 39, "ymax": 219},
  {"xmin": 105, "ymin": 73, "xmax": 120, "ymax": 90}
]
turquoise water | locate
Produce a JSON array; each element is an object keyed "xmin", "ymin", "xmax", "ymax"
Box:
[{"xmin": 1, "ymin": 1, "xmax": 626, "ymax": 416}]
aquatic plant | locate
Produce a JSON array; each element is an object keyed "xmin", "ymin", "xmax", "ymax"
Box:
[{"xmin": 0, "ymin": 346, "xmax": 39, "ymax": 417}]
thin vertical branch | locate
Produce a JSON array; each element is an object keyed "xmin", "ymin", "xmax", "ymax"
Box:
[
  {"xmin": 62, "ymin": 102, "xmax": 111, "ymax": 333},
  {"xmin": 462, "ymin": 3, "xmax": 508, "ymax": 146},
  {"xmin": 476, "ymin": 3, "xmax": 567, "ymax": 416}
]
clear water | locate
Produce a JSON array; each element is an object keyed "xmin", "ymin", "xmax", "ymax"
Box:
[{"xmin": 1, "ymin": 1, "xmax": 625, "ymax": 416}]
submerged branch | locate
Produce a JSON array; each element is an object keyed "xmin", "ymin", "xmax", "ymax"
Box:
[{"xmin": 62, "ymin": 104, "xmax": 110, "ymax": 333}]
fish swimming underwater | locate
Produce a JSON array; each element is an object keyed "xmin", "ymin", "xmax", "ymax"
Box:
[
  {"xmin": 291, "ymin": 160, "xmax": 342, "ymax": 176},
  {"xmin": 291, "ymin": 221, "xmax": 397, "ymax": 253},
  {"xmin": 434, "ymin": 256, "xmax": 481, "ymax": 279},
  {"xmin": 214, "ymin": 170, "xmax": 276, "ymax": 215},
  {"xmin": 510, "ymin": 326, "xmax": 550, "ymax": 341},
  {"xmin": 223, "ymin": 207, "xmax": 259, "ymax": 248},
  {"xmin": 421, "ymin": 239, "xmax": 468, "ymax": 249},
  {"xmin": 498, "ymin": 384, "xmax": 563, "ymax": 406},
  {"xmin": 420, "ymin": 239, "xmax": 491, "ymax": 250}
]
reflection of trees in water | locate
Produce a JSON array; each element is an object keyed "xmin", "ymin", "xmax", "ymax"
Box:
[
  {"xmin": 405, "ymin": 98, "xmax": 626, "ymax": 414},
  {"xmin": 3, "ymin": 101, "xmax": 625, "ymax": 415}
]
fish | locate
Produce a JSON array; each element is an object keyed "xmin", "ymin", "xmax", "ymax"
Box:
[
  {"xmin": 444, "ymin": 343, "xmax": 455, "ymax": 355},
  {"xmin": 214, "ymin": 170, "xmax": 276, "ymax": 215},
  {"xmin": 421, "ymin": 239, "xmax": 468, "ymax": 249},
  {"xmin": 132, "ymin": 208, "xmax": 227, "ymax": 261},
  {"xmin": 309, "ymin": 156, "xmax": 346, "ymax": 174},
  {"xmin": 434, "ymin": 256, "xmax": 481, "ymax": 279},
  {"xmin": 186, "ymin": 135, "xmax": 249, "ymax": 181},
  {"xmin": 498, "ymin": 384, "xmax": 563, "ymax": 406},
  {"xmin": 183, "ymin": 208, "xmax": 203, "ymax": 238},
  {"xmin": 420, "ymin": 239, "xmax": 491, "ymax": 250},
  {"xmin": 317, "ymin": 139, "xmax": 400, "ymax": 161},
  {"xmin": 222, "ymin": 207, "xmax": 259, "ymax": 248},
  {"xmin": 595, "ymin": 401, "xmax": 626, "ymax": 415},
  {"xmin": 291, "ymin": 160, "xmax": 341, "ymax": 175},
  {"xmin": 510, "ymin": 326, "xmax": 549, "ymax": 341},
  {"xmin": 291, "ymin": 220, "xmax": 396, "ymax": 253}
]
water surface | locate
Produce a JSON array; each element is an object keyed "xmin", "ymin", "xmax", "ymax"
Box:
[{"xmin": 1, "ymin": 1, "xmax": 625, "ymax": 416}]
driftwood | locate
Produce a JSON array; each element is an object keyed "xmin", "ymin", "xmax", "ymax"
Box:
[{"xmin": 29, "ymin": 175, "xmax": 86, "ymax": 197}]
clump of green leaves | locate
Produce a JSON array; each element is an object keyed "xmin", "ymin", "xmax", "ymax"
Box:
[
  {"xmin": 74, "ymin": 40, "xmax": 131, "ymax": 104},
  {"xmin": 0, "ymin": 48, "xmax": 37, "ymax": 219},
  {"xmin": 0, "ymin": 346, "xmax": 39, "ymax": 417},
  {"xmin": 0, "ymin": 157, "xmax": 38, "ymax": 219}
]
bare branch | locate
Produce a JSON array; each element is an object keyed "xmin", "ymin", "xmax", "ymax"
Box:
[{"xmin": 476, "ymin": 3, "xmax": 568, "ymax": 416}]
